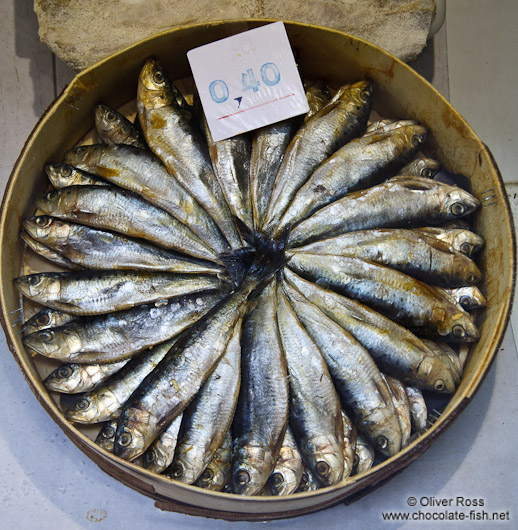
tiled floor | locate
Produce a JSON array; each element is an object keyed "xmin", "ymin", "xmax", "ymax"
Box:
[{"xmin": 0, "ymin": 1, "xmax": 516, "ymax": 528}]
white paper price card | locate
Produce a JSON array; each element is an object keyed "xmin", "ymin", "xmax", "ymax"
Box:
[{"xmin": 187, "ymin": 22, "xmax": 309, "ymax": 142}]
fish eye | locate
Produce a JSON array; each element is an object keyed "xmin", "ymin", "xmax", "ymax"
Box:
[
  {"xmin": 315, "ymin": 460, "xmax": 330, "ymax": 476},
  {"xmin": 411, "ymin": 134, "xmax": 424, "ymax": 147},
  {"xmin": 360, "ymin": 89, "xmax": 371, "ymax": 101},
  {"xmin": 76, "ymin": 397, "xmax": 90, "ymax": 410},
  {"xmin": 171, "ymin": 463, "xmax": 184, "ymax": 478},
  {"xmin": 451, "ymin": 324, "xmax": 465, "ymax": 338},
  {"xmin": 36, "ymin": 313, "xmax": 51, "ymax": 326},
  {"xmin": 236, "ymin": 469, "xmax": 250, "ymax": 486},
  {"xmin": 35, "ymin": 216, "xmax": 51, "ymax": 227},
  {"xmin": 144, "ymin": 451, "xmax": 156, "ymax": 464},
  {"xmin": 460, "ymin": 242, "xmax": 473, "ymax": 256},
  {"xmin": 102, "ymin": 425, "xmax": 116, "ymax": 438},
  {"xmin": 39, "ymin": 330, "xmax": 54, "ymax": 342},
  {"xmin": 61, "ymin": 166, "xmax": 72, "ymax": 177},
  {"xmin": 58, "ymin": 366, "xmax": 73, "ymax": 378},
  {"xmin": 459, "ymin": 295, "xmax": 472, "ymax": 309},
  {"xmin": 375, "ymin": 435, "xmax": 388, "ymax": 450},
  {"xmin": 27, "ymin": 275, "xmax": 42, "ymax": 286},
  {"xmin": 153, "ymin": 70, "xmax": 165, "ymax": 84},
  {"xmin": 422, "ymin": 168, "xmax": 434, "ymax": 178},
  {"xmin": 467, "ymin": 273, "xmax": 476, "ymax": 284},
  {"xmin": 450, "ymin": 202, "xmax": 466, "ymax": 216},
  {"xmin": 118, "ymin": 431, "xmax": 133, "ymax": 447},
  {"xmin": 270, "ymin": 472, "xmax": 283, "ymax": 488},
  {"xmin": 434, "ymin": 379, "xmax": 445, "ymax": 392},
  {"xmin": 105, "ymin": 111, "xmax": 117, "ymax": 122},
  {"xmin": 200, "ymin": 468, "xmax": 214, "ymax": 481},
  {"xmin": 76, "ymin": 146, "xmax": 87, "ymax": 154},
  {"xmin": 46, "ymin": 191, "xmax": 58, "ymax": 201}
]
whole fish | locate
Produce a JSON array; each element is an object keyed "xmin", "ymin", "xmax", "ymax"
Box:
[
  {"xmin": 170, "ymin": 319, "xmax": 242, "ymax": 484},
  {"xmin": 353, "ymin": 433, "xmax": 375, "ymax": 475},
  {"xmin": 283, "ymin": 268, "xmax": 457, "ymax": 393},
  {"xmin": 22, "ymin": 307, "xmax": 75, "ymax": 336},
  {"xmin": 444, "ymin": 286, "xmax": 486, "ymax": 311},
  {"xmin": 304, "ymin": 79, "xmax": 332, "ymax": 121},
  {"xmin": 398, "ymin": 157, "xmax": 441, "ymax": 178},
  {"xmin": 36, "ymin": 185, "xmax": 216, "ymax": 262},
  {"xmin": 287, "ymin": 176, "xmax": 481, "ymax": 248},
  {"xmin": 282, "ymin": 280, "xmax": 402, "ymax": 457},
  {"xmin": 113, "ymin": 272, "xmax": 259, "ymax": 461},
  {"xmin": 22, "ymin": 289, "xmax": 226, "ymax": 364},
  {"xmin": 195, "ymin": 430, "xmax": 233, "ymax": 491},
  {"xmin": 276, "ymin": 286, "xmax": 344, "ymax": 486},
  {"xmin": 250, "ymin": 119, "xmax": 296, "ymax": 229},
  {"xmin": 95, "ymin": 419, "xmax": 119, "ymax": 452},
  {"xmin": 275, "ymin": 123, "xmax": 428, "ymax": 234},
  {"xmin": 382, "ymin": 374, "xmax": 412, "ymax": 449},
  {"xmin": 287, "ymin": 228, "xmax": 482, "ymax": 288},
  {"xmin": 262, "ymin": 80, "xmax": 373, "ymax": 233},
  {"xmin": 64, "ymin": 144, "xmax": 228, "ymax": 254},
  {"xmin": 44, "ymin": 359, "xmax": 129, "ymax": 394},
  {"xmin": 23, "ymin": 216, "xmax": 223, "ymax": 274},
  {"xmin": 95, "ymin": 104, "xmax": 147, "ymax": 149},
  {"xmin": 142, "ymin": 413, "xmax": 183, "ymax": 473},
  {"xmin": 232, "ymin": 281, "xmax": 289, "ymax": 495},
  {"xmin": 287, "ymin": 253, "xmax": 480, "ymax": 341},
  {"xmin": 415, "ymin": 227, "xmax": 484, "ymax": 257},
  {"xmin": 20, "ymin": 228, "xmax": 81, "ymax": 270},
  {"xmin": 137, "ymin": 58, "xmax": 242, "ymax": 249},
  {"xmin": 266, "ymin": 427, "xmax": 304, "ymax": 496},
  {"xmin": 200, "ymin": 113, "xmax": 253, "ymax": 228},
  {"xmin": 15, "ymin": 270, "xmax": 223, "ymax": 315},
  {"xmin": 404, "ymin": 386, "xmax": 427, "ymax": 433},
  {"xmin": 61, "ymin": 339, "xmax": 175, "ymax": 424},
  {"xmin": 45, "ymin": 163, "xmax": 109, "ymax": 188}
]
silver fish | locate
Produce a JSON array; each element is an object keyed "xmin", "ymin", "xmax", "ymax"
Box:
[
  {"xmin": 304, "ymin": 79, "xmax": 332, "ymax": 121},
  {"xmin": 195, "ymin": 430, "xmax": 233, "ymax": 491},
  {"xmin": 295, "ymin": 467, "xmax": 320, "ymax": 492},
  {"xmin": 36, "ymin": 185, "xmax": 216, "ymax": 262},
  {"xmin": 287, "ymin": 176, "xmax": 481, "ymax": 248},
  {"xmin": 382, "ymin": 374, "xmax": 412, "ymax": 449},
  {"xmin": 170, "ymin": 319, "xmax": 242, "ymax": 484},
  {"xmin": 142, "ymin": 413, "xmax": 183, "ymax": 473},
  {"xmin": 341, "ymin": 410, "xmax": 356, "ymax": 479},
  {"xmin": 15, "ymin": 270, "xmax": 223, "ymax": 315},
  {"xmin": 45, "ymin": 163, "xmax": 109, "ymax": 188},
  {"xmin": 275, "ymin": 123, "xmax": 428, "ymax": 234},
  {"xmin": 22, "ymin": 290, "xmax": 226, "ymax": 364},
  {"xmin": 64, "ymin": 144, "xmax": 228, "ymax": 255},
  {"xmin": 137, "ymin": 58, "xmax": 242, "ymax": 249},
  {"xmin": 232, "ymin": 281, "xmax": 289, "ymax": 495},
  {"xmin": 398, "ymin": 157, "xmax": 441, "ymax": 178},
  {"xmin": 22, "ymin": 307, "xmax": 76, "ymax": 336},
  {"xmin": 276, "ymin": 285, "xmax": 344, "ymax": 486},
  {"xmin": 404, "ymin": 386, "xmax": 427, "ymax": 433},
  {"xmin": 23, "ymin": 216, "xmax": 223, "ymax": 275},
  {"xmin": 353, "ymin": 433, "xmax": 375, "ymax": 475},
  {"xmin": 415, "ymin": 227, "xmax": 484, "ymax": 257},
  {"xmin": 283, "ymin": 268, "xmax": 457, "ymax": 393},
  {"xmin": 95, "ymin": 419, "xmax": 119, "ymax": 452},
  {"xmin": 263, "ymin": 80, "xmax": 373, "ymax": 233},
  {"xmin": 444, "ymin": 286, "xmax": 486, "ymax": 310}
]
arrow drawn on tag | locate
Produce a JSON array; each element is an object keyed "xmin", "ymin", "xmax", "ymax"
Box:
[{"xmin": 234, "ymin": 96, "xmax": 243, "ymax": 108}]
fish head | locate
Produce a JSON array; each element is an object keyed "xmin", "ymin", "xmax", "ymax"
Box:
[
  {"xmin": 301, "ymin": 434, "xmax": 344, "ymax": 486},
  {"xmin": 63, "ymin": 144, "xmax": 103, "ymax": 169},
  {"xmin": 434, "ymin": 307, "xmax": 480, "ymax": 342},
  {"xmin": 451, "ymin": 230, "xmax": 485, "ymax": 256},
  {"xmin": 267, "ymin": 466, "xmax": 300, "ymax": 496},
  {"xmin": 360, "ymin": 407, "xmax": 402, "ymax": 457},
  {"xmin": 113, "ymin": 407, "xmax": 156, "ymax": 461},
  {"xmin": 44, "ymin": 364, "xmax": 81, "ymax": 393},
  {"xmin": 415, "ymin": 158, "xmax": 441, "ymax": 178},
  {"xmin": 22, "ymin": 216, "xmax": 71, "ymax": 245},
  {"xmin": 441, "ymin": 188, "xmax": 481, "ymax": 219},
  {"xmin": 345, "ymin": 79, "xmax": 373, "ymax": 115},
  {"xmin": 399, "ymin": 124, "xmax": 428, "ymax": 153},
  {"xmin": 14, "ymin": 272, "xmax": 61, "ymax": 301},
  {"xmin": 232, "ymin": 445, "xmax": 275, "ymax": 495},
  {"xmin": 35, "ymin": 188, "xmax": 71, "ymax": 216},
  {"xmin": 168, "ymin": 446, "xmax": 206, "ymax": 484},
  {"xmin": 95, "ymin": 104, "xmax": 127, "ymax": 136},
  {"xmin": 22, "ymin": 327, "xmax": 82, "ymax": 358},
  {"xmin": 95, "ymin": 421, "xmax": 117, "ymax": 451},
  {"xmin": 62, "ymin": 391, "xmax": 113, "ymax": 424},
  {"xmin": 451, "ymin": 257, "xmax": 482, "ymax": 286},
  {"xmin": 415, "ymin": 355, "xmax": 457, "ymax": 393},
  {"xmin": 137, "ymin": 58, "xmax": 175, "ymax": 111}
]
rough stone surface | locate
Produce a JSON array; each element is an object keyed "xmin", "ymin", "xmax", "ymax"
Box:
[{"xmin": 34, "ymin": 0, "xmax": 435, "ymax": 71}]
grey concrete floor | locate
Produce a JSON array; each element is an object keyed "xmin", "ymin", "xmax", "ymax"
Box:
[{"xmin": 0, "ymin": 1, "xmax": 516, "ymax": 528}]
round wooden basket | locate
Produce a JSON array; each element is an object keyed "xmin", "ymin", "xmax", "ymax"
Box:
[{"xmin": 0, "ymin": 19, "xmax": 515, "ymax": 521}]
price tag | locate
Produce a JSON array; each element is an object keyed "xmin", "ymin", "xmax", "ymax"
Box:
[{"xmin": 187, "ymin": 22, "xmax": 309, "ymax": 142}]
